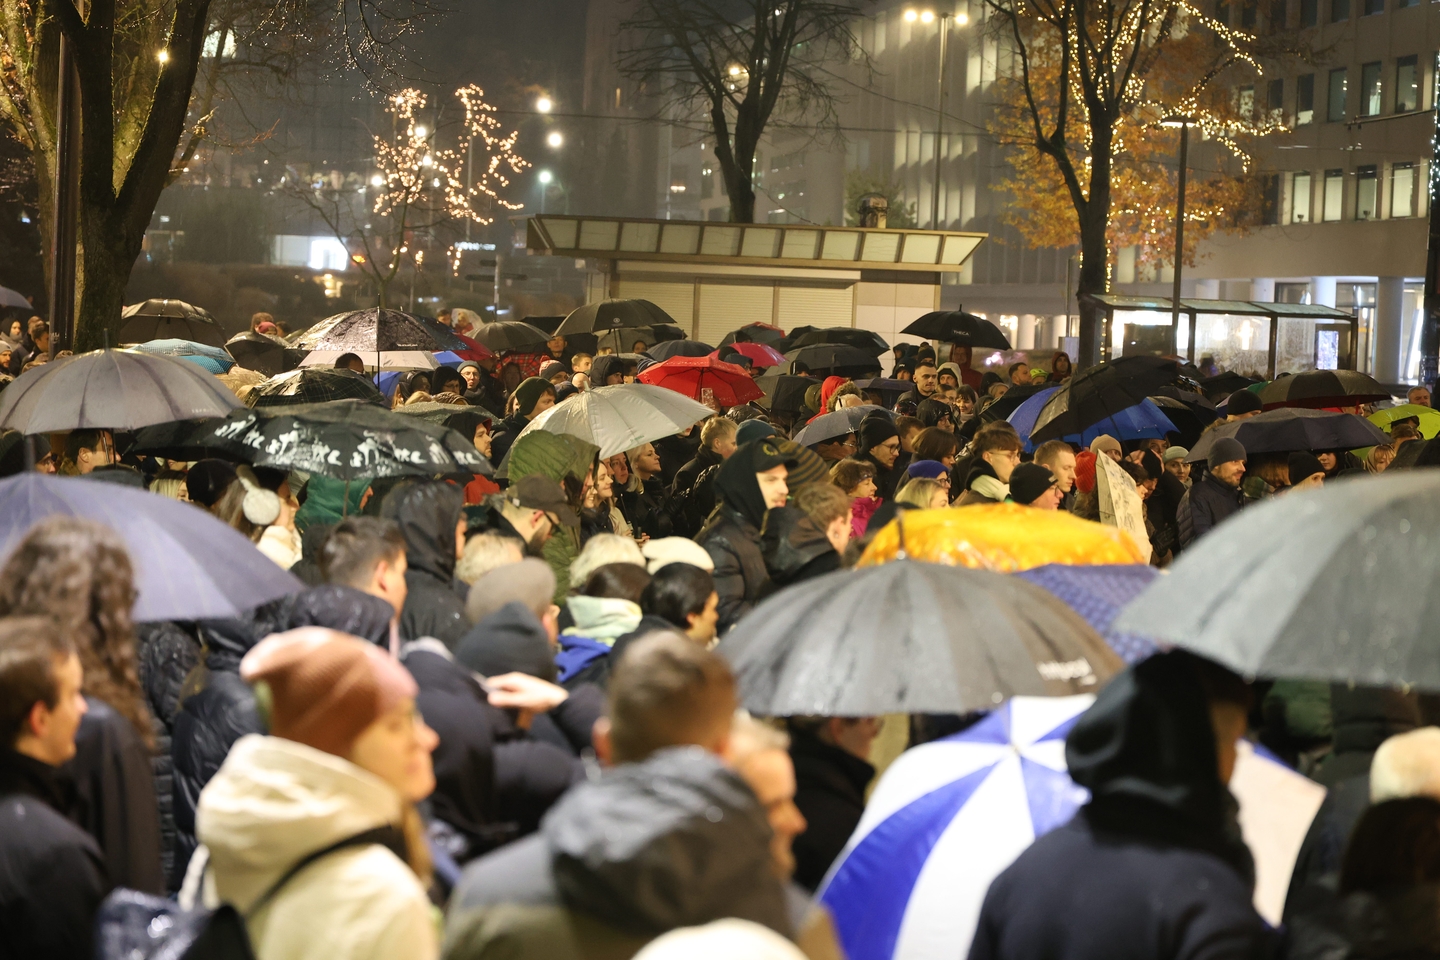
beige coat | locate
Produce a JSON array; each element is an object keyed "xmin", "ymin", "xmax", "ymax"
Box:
[{"xmin": 187, "ymin": 735, "xmax": 437, "ymax": 960}]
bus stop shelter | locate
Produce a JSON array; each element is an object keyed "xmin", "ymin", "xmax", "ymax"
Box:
[{"xmin": 1082, "ymin": 293, "xmax": 1359, "ymax": 378}]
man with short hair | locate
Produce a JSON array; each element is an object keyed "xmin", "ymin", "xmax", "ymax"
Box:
[
  {"xmin": 1008, "ymin": 361, "xmax": 1032, "ymax": 387},
  {"xmin": 65, "ymin": 429, "xmax": 114, "ymax": 474},
  {"xmin": 333, "ymin": 352, "xmax": 366, "ymax": 373},
  {"xmin": 319, "ymin": 516, "xmax": 409, "ymax": 637},
  {"xmin": 1408, "ymin": 384, "xmax": 1431, "ymax": 408},
  {"xmin": 546, "ymin": 333, "xmax": 568, "ymax": 363},
  {"xmin": 0, "ymin": 617, "xmax": 111, "ymax": 960},
  {"xmin": 898, "ymin": 360, "xmax": 939, "ymax": 406},
  {"xmin": 1033, "ymin": 440, "xmax": 1078, "ymax": 510},
  {"xmin": 570, "ymin": 352, "xmax": 593, "ymax": 375},
  {"xmin": 763, "ymin": 482, "xmax": 850, "ymax": 588},
  {"xmin": 456, "ymin": 531, "xmax": 525, "ymax": 585},
  {"xmin": 479, "ymin": 474, "xmax": 576, "ymax": 557},
  {"xmin": 957, "ymin": 427, "xmax": 1023, "ymax": 505},
  {"xmin": 812, "ymin": 431, "xmax": 858, "ymax": 464},
  {"xmin": 786, "ymin": 713, "xmax": 880, "ymax": 893},
  {"xmin": 1177, "ymin": 437, "xmax": 1247, "ymax": 548},
  {"xmin": 1009, "ymin": 462, "xmax": 1062, "ymax": 510}
]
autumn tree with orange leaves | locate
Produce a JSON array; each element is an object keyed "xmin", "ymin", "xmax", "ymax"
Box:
[{"xmin": 985, "ymin": 0, "xmax": 1307, "ymax": 366}]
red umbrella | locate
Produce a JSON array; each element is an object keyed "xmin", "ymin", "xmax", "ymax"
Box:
[
  {"xmin": 452, "ymin": 333, "xmax": 496, "ymax": 362},
  {"xmin": 718, "ymin": 342, "xmax": 787, "ymax": 368},
  {"xmin": 639, "ymin": 355, "xmax": 764, "ymax": 407}
]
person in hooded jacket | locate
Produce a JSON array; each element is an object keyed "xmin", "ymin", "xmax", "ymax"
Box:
[
  {"xmin": 135, "ymin": 619, "xmax": 202, "ymax": 886},
  {"xmin": 491, "ymin": 378, "xmax": 557, "ymax": 465},
  {"xmin": 382, "ymin": 480, "xmax": 470, "ymax": 648},
  {"xmin": 507, "ymin": 431, "xmax": 597, "ymax": 602},
  {"xmin": 763, "ymin": 483, "xmax": 850, "ymax": 589},
  {"xmin": 786, "ymin": 715, "xmax": 878, "ymax": 893},
  {"xmin": 968, "ymin": 649, "xmax": 1271, "ymax": 960},
  {"xmin": 697, "ymin": 439, "xmax": 797, "ymax": 634}
]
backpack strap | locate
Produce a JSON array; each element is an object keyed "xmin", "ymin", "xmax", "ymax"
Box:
[{"xmin": 244, "ymin": 824, "xmax": 406, "ymax": 919}]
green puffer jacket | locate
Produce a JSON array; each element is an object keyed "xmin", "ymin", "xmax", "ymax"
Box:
[{"xmin": 507, "ymin": 431, "xmax": 599, "ymax": 602}]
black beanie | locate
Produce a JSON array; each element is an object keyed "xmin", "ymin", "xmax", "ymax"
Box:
[
  {"xmin": 1009, "ymin": 462, "xmax": 1057, "ymax": 505},
  {"xmin": 1288, "ymin": 451, "xmax": 1325, "ymax": 486},
  {"xmin": 1227, "ymin": 389, "xmax": 1263, "ymax": 415},
  {"xmin": 858, "ymin": 416, "xmax": 899, "ymax": 453}
]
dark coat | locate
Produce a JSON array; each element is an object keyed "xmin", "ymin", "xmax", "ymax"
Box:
[
  {"xmin": 134, "ymin": 620, "xmax": 201, "ymax": 888},
  {"xmin": 653, "ymin": 431, "xmax": 701, "ymax": 488},
  {"xmin": 697, "ymin": 505, "xmax": 773, "ymax": 634},
  {"xmin": 789, "ymin": 730, "xmax": 874, "ymax": 892},
  {"xmin": 385, "ymin": 481, "xmax": 470, "ymax": 647},
  {"xmin": 671, "ymin": 446, "xmax": 724, "ymax": 538},
  {"xmin": 1176, "ymin": 471, "xmax": 1245, "ymax": 549},
  {"xmin": 0, "ymin": 749, "xmax": 112, "ymax": 960},
  {"xmin": 561, "ymin": 614, "xmax": 676, "ymax": 692},
  {"xmin": 762, "ymin": 506, "xmax": 843, "ymax": 589},
  {"xmin": 622, "ymin": 476, "xmax": 677, "ymax": 540},
  {"xmin": 858, "ymin": 452, "xmax": 901, "ymax": 500},
  {"xmin": 489, "ymin": 412, "xmax": 532, "ymax": 467},
  {"xmin": 64, "ymin": 698, "xmax": 164, "ymax": 895},
  {"xmin": 1148, "ymin": 472, "xmax": 1187, "ymax": 560},
  {"xmin": 1287, "ymin": 879, "xmax": 1440, "ymax": 960}
]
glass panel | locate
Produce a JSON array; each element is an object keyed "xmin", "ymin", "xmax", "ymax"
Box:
[
  {"xmin": 1301, "ymin": 0, "xmax": 1318, "ymax": 24},
  {"xmin": 1238, "ymin": 85, "xmax": 1255, "ymax": 118},
  {"xmin": 1397, "ymin": 56, "xmax": 1419, "ymax": 111},
  {"xmin": 1363, "ymin": 0, "xmax": 1382, "ymax": 14},
  {"xmin": 1356, "ymin": 166, "xmax": 1378, "ymax": 219},
  {"xmin": 1359, "ymin": 62, "xmax": 1381, "ymax": 116},
  {"xmin": 1323, "ymin": 169, "xmax": 1344, "ymax": 221},
  {"xmin": 1291, "ymin": 172, "xmax": 1312, "ymax": 222},
  {"xmin": 1330, "ymin": 0, "xmax": 1349, "ymax": 21},
  {"xmin": 1328, "ymin": 68, "xmax": 1347, "ymax": 121},
  {"xmin": 1192, "ymin": 314, "xmax": 1273, "ymax": 376},
  {"xmin": 1267, "ymin": 79, "xmax": 1285, "ymax": 121},
  {"xmin": 1297, "ymin": 74, "xmax": 1315, "ymax": 124},
  {"xmin": 1277, "ymin": 317, "xmax": 1322, "ymax": 373},
  {"xmin": 1392, "ymin": 163, "xmax": 1416, "ymax": 217}
]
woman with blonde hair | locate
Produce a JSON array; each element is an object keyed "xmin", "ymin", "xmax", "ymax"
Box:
[{"xmin": 894, "ymin": 477, "xmax": 950, "ymax": 510}]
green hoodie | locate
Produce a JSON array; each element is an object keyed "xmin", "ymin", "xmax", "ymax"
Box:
[
  {"xmin": 508, "ymin": 431, "xmax": 599, "ymax": 602},
  {"xmin": 294, "ymin": 475, "xmax": 371, "ymax": 533}
]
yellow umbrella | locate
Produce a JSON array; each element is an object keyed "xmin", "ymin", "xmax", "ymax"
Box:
[{"xmin": 858, "ymin": 503, "xmax": 1147, "ymax": 571}]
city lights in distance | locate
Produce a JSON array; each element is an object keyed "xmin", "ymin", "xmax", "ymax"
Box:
[
  {"xmin": 370, "ymin": 174, "xmax": 383, "ymax": 186},
  {"xmin": 414, "ymin": 125, "xmax": 428, "ymax": 139},
  {"xmin": 536, "ymin": 96, "xmax": 553, "ymax": 113},
  {"xmin": 546, "ymin": 131, "xmax": 564, "ymax": 148},
  {"xmin": 156, "ymin": 49, "xmax": 170, "ymax": 63},
  {"xmin": 538, "ymin": 170, "xmax": 553, "ymax": 184}
]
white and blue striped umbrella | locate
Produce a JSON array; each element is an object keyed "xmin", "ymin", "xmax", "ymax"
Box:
[{"xmin": 819, "ymin": 695, "xmax": 1094, "ymax": 960}]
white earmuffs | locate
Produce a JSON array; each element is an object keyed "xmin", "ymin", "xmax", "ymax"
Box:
[{"xmin": 237, "ymin": 467, "xmax": 282, "ymax": 527}]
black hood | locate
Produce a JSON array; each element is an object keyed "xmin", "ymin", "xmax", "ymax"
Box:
[
  {"xmin": 285, "ymin": 584, "xmax": 394, "ymax": 647},
  {"xmin": 589, "ymin": 355, "xmax": 625, "ymax": 387},
  {"xmin": 544, "ymin": 746, "xmax": 792, "ymax": 938},
  {"xmin": 382, "ymin": 480, "xmax": 465, "ymax": 581},
  {"xmin": 196, "ymin": 594, "xmax": 296, "ymax": 672},
  {"xmin": 454, "ymin": 601, "xmax": 555, "ymax": 681},
  {"xmin": 762, "ymin": 505, "xmax": 840, "ymax": 587},
  {"xmin": 714, "ymin": 439, "xmax": 793, "ymax": 529}
]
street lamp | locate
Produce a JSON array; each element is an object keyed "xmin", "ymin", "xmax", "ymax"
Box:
[
  {"xmin": 546, "ymin": 131, "xmax": 563, "ymax": 148},
  {"xmin": 538, "ymin": 169, "xmax": 553, "ymax": 214},
  {"xmin": 536, "ymin": 96, "xmax": 553, "ymax": 113},
  {"xmin": 905, "ymin": 8, "xmax": 968, "ymax": 228},
  {"xmin": 1161, "ymin": 114, "xmax": 1197, "ymax": 349}
]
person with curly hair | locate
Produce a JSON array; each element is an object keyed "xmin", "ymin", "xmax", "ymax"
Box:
[{"xmin": 0, "ymin": 516, "xmax": 163, "ymax": 893}]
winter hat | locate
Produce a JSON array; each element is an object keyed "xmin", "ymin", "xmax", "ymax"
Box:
[
  {"xmin": 455, "ymin": 601, "xmax": 556, "ymax": 681},
  {"xmin": 513, "ymin": 377, "xmax": 556, "ymax": 416},
  {"xmin": 186, "ymin": 459, "xmax": 238, "ymax": 508},
  {"xmin": 1089, "ymin": 435, "xmax": 1122, "ymax": 458},
  {"xmin": 1074, "ymin": 450, "xmax": 1098, "ymax": 494},
  {"xmin": 1207, "ymin": 437, "xmax": 1248, "ymax": 469},
  {"xmin": 1140, "ymin": 450, "xmax": 1164, "ymax": 481},
  {"xmin": 858, "ymin": 416, "xmax": 899, "ymax": 454},
  {"xmin": 736, "ymin": 419, "xmax": 777, "ymax": 445},
  {"xmin": 906, "ymin": 459, "xmax": 950, "ymax": 481},
  {"xmin": 1163, "ymin": 446, "xmax": 1189, "ymax": 464},
  {"xmin": 1226, "ymin": 388, "xmax": 1263, "ymax": 415},
  {"xmin": 641, "ymin": 536, "xmax": 716, "ymax": 574},
  {"xmin": 457, "ymin": 360, "xmax": 482, "ymax": 376},
  {"xmin": 465, "ymin": 557, "xmax": 556, "ymax": 625},
  {"xmin": 540, "ymin": 359, "xmax": 568, "ymax": 382},
  {"xmin": 1288, "ymin": 451, "xmax": 1326, "ymax": 486},
  {"xmin": 1008, "ymin": 462, "xmax": 1057, "ymax": 505},
  {"xmin": 240, "ymin": 627, "xmax": 417, "ymax": 757}
]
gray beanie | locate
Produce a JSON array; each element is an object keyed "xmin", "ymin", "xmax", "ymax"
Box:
[{"xmin": 1207, "ymin": 437, "xmax": 1247, "ymax": 470}]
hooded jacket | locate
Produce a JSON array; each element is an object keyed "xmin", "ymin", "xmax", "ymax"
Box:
[
  {"xmin": 384, "ymin": 481, "xmax": 470, "ymax": 648},
  {"xmin": 0, "ymin": 749, "xmax": 112, "ymax": 960},
  {"xmin": 762, "ymin": 506, "xmax": 843, "ymax": 589},
  {"xmin": 188, "ymin": 735, "xmax": 436, "ymax": 960},
  {"xmin": 698, "ymin": 440, "xmax": 794, "ymax": 633},
  {"xmin": 969, "ymin": 651, "xmax": 1270, "ymax": 960},
  {"xmin": 295, "ymin": 475, "xmax": 370, "ymax": 533},
  {"xmin": 588, "ymin": 355, "xmax": 626, "ymax": 389},
  {"xmin": 671, "ymin": 446, "xmax": 724, "ymax": 537},
  {"xmin": 508, "ymin": 432, "xmax": 598, "ymax": 602},
  {"xmin": 136, "ymin": 619, "xmax": 202, "ymax": 886},
  {"xmin": 1176, "ymin": 471, "xmax": 1245, "ymax": 549},
  {"xmin": 445, "ymin": 747, "xmax": 792, "ymax": 960}
]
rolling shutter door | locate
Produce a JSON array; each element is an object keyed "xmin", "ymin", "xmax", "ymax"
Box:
[
  {"xmin": 613, "ymin": 279, "xmax": 695, "ymax": 332},
  {"xmin": 696, "ymin": 283, "xmax": 775, "ymax": 345},
  {"xmin": 776, "ymin": 284, "xmax": 855, "ymax": 329}
]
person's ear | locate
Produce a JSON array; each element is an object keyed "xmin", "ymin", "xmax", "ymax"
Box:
[
  {"xmin": 592, "ymin": 717, "xmax": 613, "ymax": 765},
  {"xmin": 531, "ymin": 509, "xmax": 546, "ymax": 528},
  {"xmin": 25, "ymin": 699, "xmax": 49, "ymax": 740}
]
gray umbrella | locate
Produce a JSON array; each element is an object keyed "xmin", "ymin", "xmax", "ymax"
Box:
[
  {"xmin": 118, "ymin": 299, "xmax": 226, "ymax": 346},
  {"xmin": 790, "ymin": 405, "xmax": 894, "ymax": 446},
  {"xmin": 717, "ymin": 559, "xmax": 1123, "ymax": 716},
  {"xmin": 1113, "ymin": 471, "xmax": 1440, "ymax": 689},
  {"xmin": 1185, "ymin": 407, "xmax": 1388, "ymax": 463},
  {"xmin": 0, "ymin": 349, "xmax": 240, "ymax": 434}
]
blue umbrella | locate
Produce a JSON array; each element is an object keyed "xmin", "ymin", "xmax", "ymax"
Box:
[
  {"xmin": 0, "ymin": 473, "xmax": 303, "ymax": 621},
  {"xmin": 1010, "ymin": 391, "xmax": 1177, "ymax": 452},
  {"xmin": 128, "ymin": 339, "xmax": 235, "ymax": 373},
  {"xmin": 433, "ymin": 351, "xmax": 466, "ymax": 367},
  {"xmin": 1014, "ymin": 564, "xmax": 1160, "ymax": 664},
  {"xmin": 819, "ymin": 695, "xmax": 1093, "ymax": 960}
]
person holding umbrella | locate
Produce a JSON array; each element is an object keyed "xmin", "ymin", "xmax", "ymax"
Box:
[{"xmin": 1177, "ymin": 437, "xmax": 1247, "ymax": 550}]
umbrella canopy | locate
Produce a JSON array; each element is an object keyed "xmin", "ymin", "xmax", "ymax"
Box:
[
  {"xmin": 136, "ymin": 399, "xmax": 490, "ymax": 481},
  {"xmin": 718, "ymin": 560, "xmax": 1123, "ymax": 717},
  {"xmin": 1370, "ymin": 403, "xmax": 1440, "ymax": 439},
  {"xmin": 853, "ymin": 378, "xmax": 913, "ymax": 403},
  {"xmin": 449, "ymin": 333, "xmax": 496, "ymax": 362},
  {"xmin": 755, "ymin": 373, "xmax": 815, "ymax": 415},
  {"xmin": 1030, "ymin": 356, "xmax": 1182, "ymax": 444},
  {"xmin": 820, "ymin": 695, "xmax": 1094, "ymax": 960},
  {"xmin": 784, "ymin": 327, "xmax": 890, "ymax": 356},
  {"xmin": 1184, "ymin": 407, "xmax": 1387, "ymax": 463},
  {"xmin": 514, "ymin": 383, "xmax": 712, "ymax": 459},
  {"xmin": 0, "ymin": 349, "xmax": 239, "ymax": 433},
  {"xmin": 0, "ymin": 473, "xmax": 301, "ymax": 621},
  {"xmin": 637, "ymin": 355, "xmax": 764, "ymax": 406},
  {"xmin": 292, "ymin": 308, "xmax": 466, "ymax": 364},
  {"xmin": 596, "ymin": 324, "xmax": 687, "ymax": 354},
  {"xmin": 859, "ymin": 504, "xmax": 1147, "ymax": 570},
  {"xmin": 127, "ymin": 339, "xmax": 235, "ymax": 376},
  {"xmin": 225, "ymin": 331, "xmax": 298, "ymax": 376},
  {"xmin": 785, "ymin": 344, "xmax": 884, "ymax": 374},
  {"xmin": 118, "ymin": 299, "xmax": 225, "ymax": 346},
  {"xmin": 1009, "ymin": 389, "xmax": 1176, "ymax": 452},
  {"xmin": 0, "ymin": 285, "xmax": 31, "ymax": 309},
  {"xmin": 1014, "ymin": 564, "xmax": 1160, "ymax": 664},
  {"xmin": 1200, "ymin": 371, "xmax": 1261, "ymax": 401},
  {"xmin": 392, "ymin": 401, "xmax": 480, "ymax": 425},
  {"xmin": 556, "ymin": 298, "xmax": 676, "ymax": 335},
  {"xmin": 299, "ymin": 349, "xmax": 439, "ymax": 371},
  {"xmin": 1258, "ymin": 369, "xmax": 1391, "ymax": 410},
  {"xmin": 792, "ymin": 405, "xmax": 894, "ymax": 446},
  {"xmin": 901, "ymin": 310, "xmax": 1012, "ymax": 348},
  {"xmin": 721, "ymin": 341, "xmax": 787, "ymax": 367},
  {"xmin": 978, "ymin": 383, "xmax": 1051, "ymax": 424},
  {"xmin": 248, "ymin": 368, "xmax": 386, "ymax": 408},
  {"xmin": 467, "ymin": 320, "xmax": 551, "ymax": 353},
  {"xmin": 647, "ymin": 339, "xmax": 714, "ymax": 361},
  {"xmin": 1113, "ymin": 471, "xmax": 1440, "ymax": 689},
  {"xmin": 720, "ymin": 322, "xmax": 786, "ymax": 346}
]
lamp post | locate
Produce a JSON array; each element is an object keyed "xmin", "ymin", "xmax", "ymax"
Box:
[
  {"xmin": 906, "ymin": 7, "xmax": 969, "ymax": 229},
  {"xmin": 1161, "ymin": 114, "xmax": 1197, "ymax": 351},
  {"xmin": 538, "ymin": 169, "xmax": 553, "ymax": 215}
]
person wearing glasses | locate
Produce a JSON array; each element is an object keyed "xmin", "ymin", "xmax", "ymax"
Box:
[
  {"xmin": 810, "ymin": 431, "xmax": 858, "ymax": 465},
  {"xmin": 957, "ymin": 425, "xmax": 1023, "ymax": 506}
]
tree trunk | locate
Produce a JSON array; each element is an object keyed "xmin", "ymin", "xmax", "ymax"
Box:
[
  {"xmin": 1075, "ymin": 216, "xmax": 1108, "ymax": 370},
  {"xmin": 727, "ymin": 176, "xmax": 756, "ymax": 223},
  {"xmin": 74, "ymin": 210, "xmax": 139, "ymax": 350}
]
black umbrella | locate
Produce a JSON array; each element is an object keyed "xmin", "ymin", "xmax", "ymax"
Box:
[
  {"xmin": 755, "ymin": 373, "xmax": 815, "ymax": 415},
  {"xmin": 225, "ymin": 331, "xmax": 299, "ymax": 376},
  {"xmin": 783, "ymin": 327, "xmax": 890, "ymax": 357},
  {"xmin": 1198, "ymin": 371, "xmax": 1260, "ymax": 401},
  {"xmin": 901, "ymin": 311, "xmax": 1012, "ymax": 349},
  {"xmin": 791, "ymin": 405, "xmax": 895, "ymax": 446},
  {"xmin": 718, "ymin": 559, "xmax": 1123, "ymax": 716},
  {"xmin": 292, "ymin": 308, "xmax": 467, "ymax": 361},
  {"xmin": 1114, "ymin": 471, "xmax": 1440, "ymax": 690},
  {"xmin": 468, "ymin": 320, "xmax": 551, "ymax": 353},
  {"xmin": 556, "ymin": 299, "xmax": 676, "ymax": 335},
  {"xmin": 135, "ymin": 400, "xmax": 491, "ymax": 481},
  {"xmin": 647, "ymin": 339, "xmax": 714, "ymax": 361},
  {"xmin": 979, "ymin": 382, "xmax": 1051, "ymax": 423},
  {"xmin": 521, "ymin": 315, "xmax": 566, "ymax": 335},
  {"xmin": 248, "ymin": 368, "xmax": 386, "ymax": 408},
  {"xmin": 784, "ymin": 344, "xmax": 884, "ymax": 375},
  {"xmin": 597, "ymin": 324, "xmax": 687, "ymax": 353},
  {"xmin": 853, "ymin": 378, "xmax": 912, "ymax": 404},
  {"xmin": 118, "ymin": 299, "xmax": 226, "ymax": 347},
  {"xmin": 0, "ymin": 349, "xmax": 240, "ymax": 433},
  {"xmin": 1146, "ymin": 396, "xmax": 1215, "ymax": 448},
  {"xmin": 1184, "ymin": 408, "xmax": 1387, "ymax": 463},
  {"xmin": 1030, "ymin": 356, "xmax": 1182, "ymax": 444},
  {"xmin": 1258, "ymin": 369, "xmax": 1392, "ymax": 410},
  {"xmin": 720, "ymin": 323, "xmax": 786, "ymax": 346}
]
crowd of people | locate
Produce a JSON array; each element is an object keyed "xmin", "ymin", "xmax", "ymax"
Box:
[{"xmin": 1, "ymin": 312, "xmax": 1437, "ymax": 960}]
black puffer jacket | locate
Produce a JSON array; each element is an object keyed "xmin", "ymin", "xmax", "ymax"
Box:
[
  {"xmin": 671, "ymin": 447, "xmax": 724, "ymax": 538},
  {"xmin": 1288, "ymin": 879, "xmax": 1440, "ymax": 960},
  {"xmin": 135, "ymin": 620, "xmax": 201, "ymax": 888},
  {"xmin": 1176, "ymin": 471, "xmax": 1246, "ymax": 549},
  {"xmin": 622, "ymin": 476, "xmax": 677, "ymax": 540},
  {"xmin": 383, "ymin": 480, "xmax": 469, "ymax": 647},
  {"xmin": 762, "ymin": 506, "xmax": 843, "ymax": 589},
  {"xmin": 489, "ymin": 412, "xmax": 531, "ymax": 466},
  {"xmin": 697, "ymin": 506, "xmax": 772, "ymax": 634}
]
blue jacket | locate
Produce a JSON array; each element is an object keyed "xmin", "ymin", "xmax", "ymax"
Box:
[{"xmin": 1176, "ymin": 472, "xmax": 1245, "ymax": 549}]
